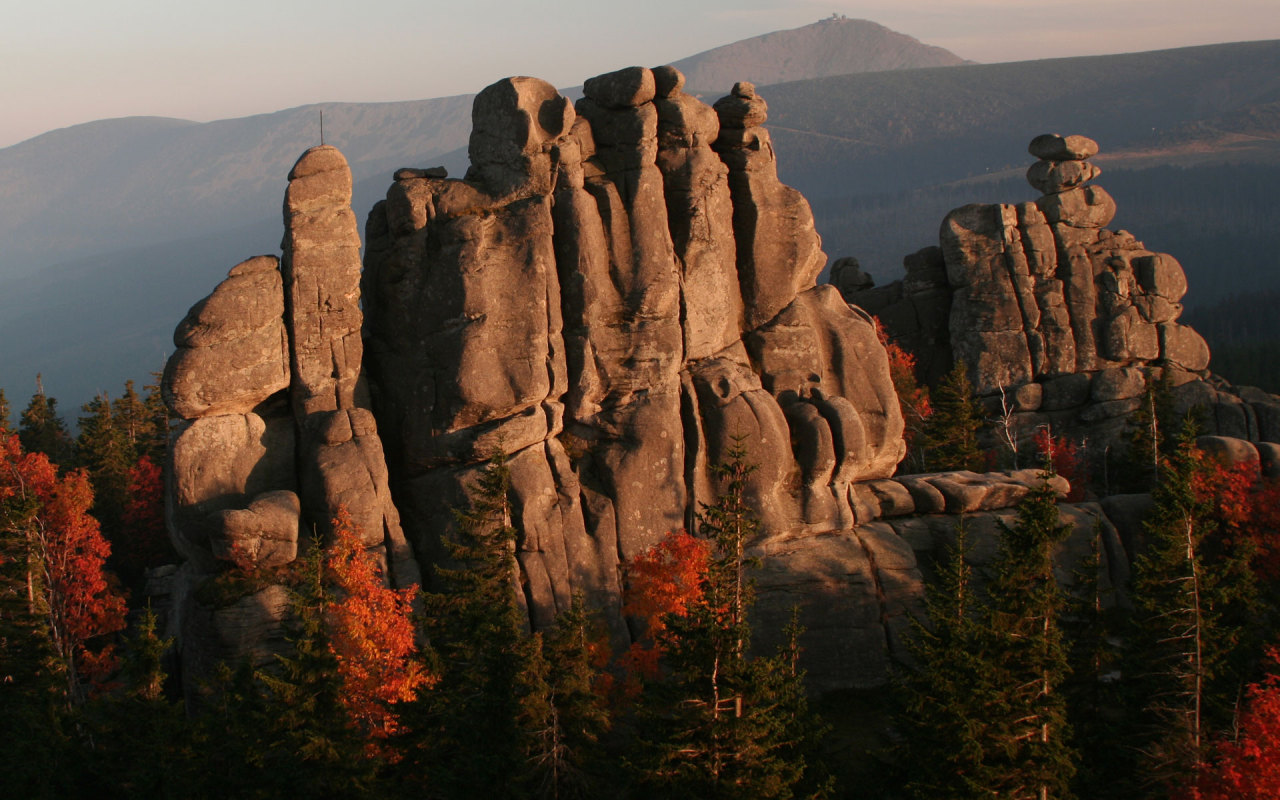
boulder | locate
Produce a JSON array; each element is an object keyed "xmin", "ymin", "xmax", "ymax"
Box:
[{"xmin": 1028, "ymin": 133, "xmax": 1100, "ymax": 161}]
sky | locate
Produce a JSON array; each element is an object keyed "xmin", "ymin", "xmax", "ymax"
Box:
[{"xmin": 3, "ymin": 0, "xmax": 1279, "ymax": 149}]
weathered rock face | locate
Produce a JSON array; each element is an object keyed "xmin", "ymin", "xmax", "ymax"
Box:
[
  {"xmin": 843, "ymin": 134, "xmax": 1280, "ymax": 455},
  {"xmin": 162, "ymin": 147, "xmax": 418, "ymax": 698},
  {"xmin": 164, "ymin": 81, "xmax": 1161, "ymax": 696},
  {"xmin": 362, "ymin": 68, "xmax": 905, "ymax": 638}
]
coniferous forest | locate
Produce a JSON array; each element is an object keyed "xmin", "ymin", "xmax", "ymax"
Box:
[{"xmin": 5, "ymin": 366, "xmax": 1280, "ymax": 799}]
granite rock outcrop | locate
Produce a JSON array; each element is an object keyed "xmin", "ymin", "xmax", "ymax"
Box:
[
  {"xmin": 163, "ymin": 86, "xmax": 1162, "ymax": 695},
  {"xmin": 361, "ymin": 69, "xmax": 904, "ymax": 640},
  {"xmin": 843, "ymin": 134, "xmax": 1280, "ymax": 460},
  {"xmin": 162, "ymin": 146, "xmax": 418, "ymax": 697}
]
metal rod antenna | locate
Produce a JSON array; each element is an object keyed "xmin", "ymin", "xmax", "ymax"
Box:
[{"xmin": 320, "ymin": 110, "xmax": 325, "ymax": 146}]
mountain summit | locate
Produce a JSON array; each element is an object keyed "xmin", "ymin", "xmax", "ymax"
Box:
[{"xmin": 670, "ymin": 16, "xmax": 970, "ymax": 92}]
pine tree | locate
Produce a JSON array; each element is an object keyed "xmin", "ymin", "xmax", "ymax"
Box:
[
  {"xmin": 519, "ymin": 593, "xmax": 613, "ymax": 799},
  {"xmin": 77, "ymin": 392, "xmax": 136, "ymax": 548},
  {"xmin": 1128, "ymin": 419, "xmax": 1263, "ymax": 792},
  {"xmin": 922, "ymin": 360, "xmax": 985, "ymax": 473},
  {"xmin": 0, "ymin": 387, "xmax": 10, "ymax": 432},
  {"xmin": 633, "ymin": 440, "xmax": 829, "ymax": 798},
  {"xmin": 897, "ymin": 517, "xmax": 1001, "ymax": 799},
  {"xmin": 982, "ymin": 477, "xmax": 1077, "ymax": 799},
  {"xmin": 18, "ymin": 376, "xmax": 73, "ymax": 465},
  {"xmin": 405, "ymin": 450, "xmax": 540, "ymax": 796}
]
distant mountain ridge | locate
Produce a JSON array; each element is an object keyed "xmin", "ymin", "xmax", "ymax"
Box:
[
  {"xmin": 670, "ymin": 16, "xmax": 970, "ymax": 92},
  {"xmin": 2, "ymin": 29, "xmax": 1278, "ymax": 416}
]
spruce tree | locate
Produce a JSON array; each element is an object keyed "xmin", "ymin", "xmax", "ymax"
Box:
[
  {"xmin": 252, "ymin": 536, "xmax": 383, "ymax": 796},
  {"xmin": 139, "ymin": 372, "xmax": 170, "ymax": 465},
  {"xmin": 111, "ymin": 380, "xmax": 149, "ymax": 452},
  {"xmin": 634, "ymin": 440, "xmax": 829, "ymax": 799},
  {"xmin": 1127, "ymin": 419, "xmax": 1261, "ymax": 792},
  {"xmin": 1109, "ymin": 369, "xmax": 1177, "ymax": 494},
  {"xmin": 0, "ymin": 387, "xmax": 10, "ymax": 431},
  {"xmin": 18, "ymin": 377, "xmax": 73, "ymax": 465},
  {"xmin": 1061, "ymin": 522, "xmax": 1126, "ymax": 799},
  {"xmin": 405, "ymin": 450, "xmax": 541, "ymax": 797},
  {"xmin": 897, "ymin": 517, "xmax": 1001, "ymax": 799},
  {"xmin": 519, "ymin": 593, "xmax": 612, "ymax": 800},
  {"xmin": 77, "ymin": 392, "xmax": 136, "ymax": 542},
  {"xmin": 982, "ymin": 477, "xmax": 1077, "ymax": 799},
  {"xmin": 922, "ymin": 360, "xmax": 985, "ymax": 472}
]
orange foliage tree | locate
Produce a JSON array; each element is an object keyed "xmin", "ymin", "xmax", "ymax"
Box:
[
  {"xmin": 1180, "ymin": 647, "xmax": 1280, "ymax": 800},
  {"xmin": 620, "ymin": 529, "xmax": 711, "ymax": 686},
  {"xmin": 1033, "ymin": 426, "xmax": 1087, "ymax": 502},
  {"xmin": 119, "ymin": 455, "xmax": 170, "ymax": 574},
  {"xmin": 325, "ymin": 508, "xmax": 431, "ymax": 747},
  {"xmin": 874, "ymin": 321, "xmax": 931, "ymax": 472},
  {"xmin": 0, "ymin": 433, "xmax": 126, "ymax": 702}
]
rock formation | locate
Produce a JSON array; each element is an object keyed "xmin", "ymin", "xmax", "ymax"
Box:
[
  {"xmin": 843, "ymin": 134, "xmax": 1280, "ymax": 458},
  {"xmin": 162, "ymin": 146, "xmax": 418, "ymax": 696},
  {"xmin": 360, "ymin": 69, "xmax": 904, "ymax": 640},
  {"xmin": 165, "ymin": 83, "xmax": 1150, "ymax": 694}
]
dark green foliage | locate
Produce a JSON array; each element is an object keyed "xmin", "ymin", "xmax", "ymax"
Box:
[
  {"xmin": 77, "ymin": 392, "xmax": 135, "ymax": 541},
  {"xmin": 0, "ymin": 474, "xmax": 80, "ymax": 798},
  {"xmin": 897, "ymin": 518, "xmax": 995, "ymax": 799},
  {"xmin": 1061, "ymin": 523, "xmax": 1128, "ymax": 800},
  {"xmin": 405, "ymin": 450, "xmax": 542, "ymax": 796},
  {"xmin": 78, "ymin": 608, "xmax": 192, "ymax": 799},
  {"xmin": 138, "ymin": 374, "xmax": 170, "ymax": 465},
  {"xmin": 897, "ymin": 481, "xmax": 1077, "ymax": 799},
  {"xmin": 18, "ymin": 379, "xmax": 73, "ymax": 465},
  {"xmin": 633, "ymin": 441, "xmax": 830, "ymax": 799},
  {"xmin": 247, "ymin": 540, "xmax": 386, "ymax": 797},
  {"xmin": 1126, "ymin": 419, "xmax": 1261, "ymax": 792},
  {"xmin": 983, "ymin": 481, "xmax": 1077, "ymax": 798},
  {"xmin": 921, "ymin": 360, "xmax": 985, "ymax": 473},
  {"xmin": 519, "ymin": 595, "xmax": 613, "ymax": 800},
  {"xmin": 1108, "ymin": 370, "xmax": 1177, "ymax": 494}
]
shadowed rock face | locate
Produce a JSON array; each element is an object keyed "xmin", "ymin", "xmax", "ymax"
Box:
[{"xmin": 362, "ymin": 68, "xmax": 905, "ymax": 636}]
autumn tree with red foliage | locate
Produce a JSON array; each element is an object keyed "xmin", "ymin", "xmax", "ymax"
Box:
[
  {"xmin": 621, "ymin": 528, "xmax": 711, "ymax": 686},
  {"xmin": 119, "ymin": 455, "xmax": 171, "ymax": 579},
  {"xmin": 875, "ymin": 322, "xmax": 932, "ymax": 473},
  {"xmin": 1033, "ymin": 426, "xmax": 1087, "ymax": 501},
  {"xmin": 0, "ymin": 433, "xmax": 126, "ymax": 704},
  {"xmin": 1180, "ymin": 647, "xmax": 1280, "ymax": 800},
  {"xmin": 325, "ymin": 507, "xmax": 431, "ymax": 747}
]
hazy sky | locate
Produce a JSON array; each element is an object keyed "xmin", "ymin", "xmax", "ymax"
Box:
[{"xmin": 4, "ymin": 0, "xmax": 1278, "ymax": 148}]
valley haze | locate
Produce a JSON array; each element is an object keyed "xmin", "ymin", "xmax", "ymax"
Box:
[{"xmin": 1, "ymin": 4, "xmax": 1278, "ymax": 414}]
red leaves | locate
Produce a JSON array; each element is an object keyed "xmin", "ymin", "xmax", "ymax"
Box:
[
  {"xmin": 620, "ymin": 529, "xmax": 711, "ymax": 686},
  {"xmin": 1033, "ymin": 427, "xmax": 1087, "ymax": 502},
  {"xmin": 120, "ymin": 455, "xmax": 169, "ymax": 571},
  {"xmin": 875, "ymin": 322, "xmax": 931, "ymax": 462},
  {"xmin": 1, "ymin": 433, "xmax": 126, "ymax": 694},
  {"xmin": 325, "ymin": 508, "xmax": 432, "ymax": 749},
  {"xmin": 1181, "ymin": 647, "xmax": 1280, "ymax": 799}
]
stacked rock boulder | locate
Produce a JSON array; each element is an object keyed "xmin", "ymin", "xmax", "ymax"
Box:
[
  {"xmin": 164, "ymin": 82, "xmax": 1130, "ymax": 693},
  {"xmin": 162, "ymin": 146, "xmax": 418, "ymax": 698},
  {"xmin": 843, "ymin": 134, "xmax": 1280, "ymax": 452}
]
